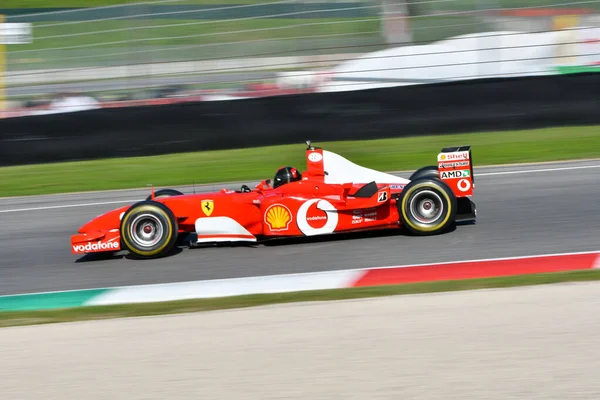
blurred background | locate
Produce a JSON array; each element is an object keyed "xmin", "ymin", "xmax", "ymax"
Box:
[{"xmin": 1, "ymin": 0, "xmax": 599, "ymax": 117}]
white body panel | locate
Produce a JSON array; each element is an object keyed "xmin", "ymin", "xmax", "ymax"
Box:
[
  {"xmin": 194, "ymin": 217, "xmax": 256, "ymax": 243},
  {"xmin": 322, "ymin": 150, "xmax": 410, "ymax": 185}
]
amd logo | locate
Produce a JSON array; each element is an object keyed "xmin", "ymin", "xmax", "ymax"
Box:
[{"xmin": 441, "ymin": 170, "xmax": 470, "ymax": 179}]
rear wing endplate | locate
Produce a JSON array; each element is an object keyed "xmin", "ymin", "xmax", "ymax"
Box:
[{"xmin": 437, "ymin": 145, "xmax": 474, "ymax": 196}]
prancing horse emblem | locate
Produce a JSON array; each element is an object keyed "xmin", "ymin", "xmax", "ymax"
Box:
[{"xmin": 201, "ymin": 199, "xmax": 214, "ymax": 216}]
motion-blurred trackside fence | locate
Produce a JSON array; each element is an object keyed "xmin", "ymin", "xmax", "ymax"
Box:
[{"xmin": 0, "ymin": 0, "xmax": 599, "ymax": 117}]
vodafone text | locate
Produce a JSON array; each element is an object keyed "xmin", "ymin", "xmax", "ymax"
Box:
[{"xmin": 73, "ymin": 241, "xmax": 120, "ymax": 253}]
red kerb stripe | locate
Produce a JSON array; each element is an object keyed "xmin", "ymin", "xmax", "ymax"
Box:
[{"xmin": 353, "ymin": 253, "xmax": 599, "ymax": 287}]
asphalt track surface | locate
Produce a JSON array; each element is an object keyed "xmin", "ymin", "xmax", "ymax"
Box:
[
  {"xmin": 3, "ymin": 282, "xmax": 600, "ymax": 399},
  {"xmin": 1, "ymin": 159, "xmax": 599, "ymax": 295}
]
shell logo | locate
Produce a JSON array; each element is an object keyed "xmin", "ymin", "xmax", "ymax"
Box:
[{"xmin": 265, "ymin": 204, "xmax": 292, "ymax": 231}]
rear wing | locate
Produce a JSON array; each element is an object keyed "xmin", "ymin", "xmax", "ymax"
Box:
[
  {"xmin": 437, "ymin": 145, "xmax": 474, "ymax": 197},
  {"xmin": 306, "ymin": 146, "xmax": 325, "ymax": 178}
]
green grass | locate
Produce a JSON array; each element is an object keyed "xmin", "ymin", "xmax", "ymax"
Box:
[
  {"xmin": 7, "ymin": 16, "xmax": 383, "ymax": 70},
  {"xmin": 1, "ymin": 269, "xmax": 600, "ymax": 328},
  {"xmin": 6, "ymin": 15, "xmax": 483, "ymax": 71},
  {"xmin": 2, "ymin": 0, "xmax": 286, "ymax": 7},
  {"xmin": 1, "ymin": 4, "xmax": 489, "ymax": 72},
  {"xmin": 1, "ymin": 125, "xmax": 599, "ymax": 197},
  {"xmin": 4, "ymin": 0, "xmax": 599, "ymax": 10},
  {"xmin": 17, "ymin": 18, "xmax": 380, "ymax": 52}
]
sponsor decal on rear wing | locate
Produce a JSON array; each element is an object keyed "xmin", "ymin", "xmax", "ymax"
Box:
[{"xmin": 436, "ymin": 146, "xmax": 474, "ymax": 197}]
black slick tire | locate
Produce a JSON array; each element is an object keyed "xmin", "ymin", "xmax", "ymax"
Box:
[
  {"xmin": 120, "ymin": 201, "xmax": 178, "ymax": 259},
  {"xmin": 409, "ymin": 165, "xmax": 439, "ymax": 181},
  {"xmin": 145, "ymin": 189, "xmax": 184, "ymax": 201},
  {"xmin": 397, "ymin": 177, "xmax": 457, "ymax": 236}
]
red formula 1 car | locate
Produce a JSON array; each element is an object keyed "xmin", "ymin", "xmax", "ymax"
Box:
[{"xmin": 71, "ymin": 142, "xmax": 476, "ymax": 259}]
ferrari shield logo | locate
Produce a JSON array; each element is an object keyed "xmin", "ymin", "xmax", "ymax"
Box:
[{"xmin": 201, "ymin": 199, "xmax": 214, "ymax": 216}]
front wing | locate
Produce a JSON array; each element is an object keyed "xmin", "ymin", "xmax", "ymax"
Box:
[{"xmin": 71, "ymin": 229, "xmax": 121, "ymax": 254}]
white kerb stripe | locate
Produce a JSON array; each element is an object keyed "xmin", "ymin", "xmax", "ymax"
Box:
[
  {"xmin": 85, "ymin": 269, "xmax": 366, "ymax": 306},
  {"xmin": 84, "ymin": 249, "xmax": 600, "ymax": 306}
]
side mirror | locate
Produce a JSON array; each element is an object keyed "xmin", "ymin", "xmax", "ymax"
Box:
[{"xmin": 255, "ymin": 179, "xmax": 273, "ymax": 191}]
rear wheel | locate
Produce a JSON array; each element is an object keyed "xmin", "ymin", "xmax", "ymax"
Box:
[
  {"xmin": 145, "ymin": 188, "xmax": 184, "ymax": 201},
  {"xmin": 398, "ymin": 178, "xmax": 456, "ymax": 235},
  {"xmin": 409, "ymin": 165, "xmax": 439, "ymax": 181},
  {"xmin": 120, "ymin": 201, "xmax": 178, "ymax": 259}
]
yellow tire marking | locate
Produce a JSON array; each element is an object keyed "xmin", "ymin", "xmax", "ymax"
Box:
[{"xmin": 401, "ymin": 182, "xmax": 452, "ymax": 233}]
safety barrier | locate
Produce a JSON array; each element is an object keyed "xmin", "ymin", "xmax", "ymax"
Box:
[{"xmin": 1, "ymin": 72, "xmax": 599, "ymax": 167}]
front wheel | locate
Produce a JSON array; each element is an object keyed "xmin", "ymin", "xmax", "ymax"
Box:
[
  {"xmin": 397, "ymin": 178, "xmax": 456, "ymax": 235},
  {"xmin": 120, "ymin": 201, "xmax": 179, "ymax": 259}
]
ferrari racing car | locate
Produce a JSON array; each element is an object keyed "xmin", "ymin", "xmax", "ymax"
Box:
[{"xmin": 71, "ymin": 142, "xmax": 476, "ymax": 259}]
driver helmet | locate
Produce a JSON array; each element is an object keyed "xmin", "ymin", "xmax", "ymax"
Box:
[{"xmin": 274, "ymin": 166, "xmax": 302, "ymax": 188}]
